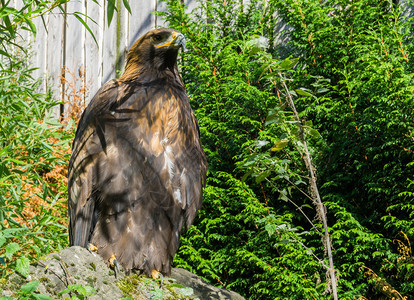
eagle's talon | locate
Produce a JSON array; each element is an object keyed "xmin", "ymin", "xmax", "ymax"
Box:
[
  {"xmin": 151, "ymin": 269, "xmax": 163, "ymax": 280},
  {"xmin": 88, "ymin": 243, "xmax": 98, "ymax": 255},
  {"xmin": 109, "ymin": 254, "xmax": 120, "ymax": 278}
]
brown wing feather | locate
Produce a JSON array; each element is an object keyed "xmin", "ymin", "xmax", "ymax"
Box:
[
  {"xmin": 68, "ymin": 73, "xmax": 206, "ymax": 275},
  {"xmin": 68, "ymin": 79, "xmax": 120, "ymax": 248}
]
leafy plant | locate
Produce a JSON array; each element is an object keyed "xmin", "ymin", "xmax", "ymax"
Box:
[
  {"xmin": 58, "ymin": 284, "xmax": 96, "ymax": 300},
  {"xmin": 0, "ymin": 52, "xmax": 73, "ymax": 279},
  {"xmin": 0, "ymin": 280, "xmax": 52, "ymax": 300},
  {"xmin": 0, "ymin": 0, "xmax": 131, "ymax": 284}
]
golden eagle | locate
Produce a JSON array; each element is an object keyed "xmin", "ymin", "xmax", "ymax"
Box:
[{"xmin": 68, "ymin": 28, "xmax": 207, "ymax": 276}]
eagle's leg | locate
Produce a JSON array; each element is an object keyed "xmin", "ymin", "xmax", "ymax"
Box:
[
  {"xmin": 109, "ymin": 254, "xmax": 120, "ymax": 278},
  {"xmin": 151, "ymin": 269, "xmax": 164, "ymax": 288}
]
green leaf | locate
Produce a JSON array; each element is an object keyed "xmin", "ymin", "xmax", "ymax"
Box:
[
  {"xmin": 265, "ymin": 223, "xmax": 276, "ymax": 236},
  {"xmin": 304, "ymin": 127, "xmax": 322, "ymax": 139},
  {"xmin": 0, "ymin": 48, "xmax": 10, "ymax": 58},
  {"xmin": 265, "ymin": 115, "xmax": 281, "ymax": 126},
  {"xmin": 295, "ymin": 88, "xmax": 314, "ymax": 97},
  {"xmin": 280, "ymin": 57, "xmax": 299, "ymax": 70},
  {"xmin": 1, "ymin": 14, "xmax": 15, "ymax": 38},
  {"xmin": 279, "ymin": 193, "xmax": 289, "ymax": 202},
  {"xmin": 271, "ymin": 139, "xmax": 289, "ymax": 151},
  {"xmin": 317, "ymin": 87, "xmax": 329, "ymax": 94},
  {"xmin": 20, "ymin": 281, "xmax": 40, "ymax": 295},
  {"xmin": 107, "ymin": 0, "xmax": 116, "ymax": 26},
  {"xmin": 169, "ymin": 284, "xmax": 185, "ymax": 289},
  {"xmin": 83, "ymin": 286, "xmax": 96, "ymax": 297},
  {"xmin": 4, "ymin": 157, "xmax": 27, "ymax": 165},
  {"xmin": 255, "ymin": 170, "xmax": 271, "ymax": 183},
  {"xmin": 59, "ymin": 284, "xmax": 84, "ymax": 296},
  {"xmin": 33, "ymin": 294, "xmax": 53, "ymax": 300},
  {"xmin": 16, "ymin": 256, "xmax": 30, "ymax": 277},
  {"xmin": 73, "ymin": 12, "xmax": 97, "ymax": 46},
  {"xmin": 122, "ymin": 0, "xmax": 131, "ymax": 14},
  {"xmin": 59, "ymin": 284, "xmax": 95, "ymax": 297},
  {"xmin": 0, "ymin": 232, "xmax": 6, "ymax": 248},
  {"xmin": 305, "ymin": 120, "xmax": 313, "ymax": 127},
  {"xmin": 25, "ymin": 19, "xmax": 37, "ymax": 37},
  {"xmin": 5, "ymin": 242, "xmax": 19, "ymax": 260},
  {"xmin": 275, "ymin": 239, "xmax": 291, "ymax": 245}
]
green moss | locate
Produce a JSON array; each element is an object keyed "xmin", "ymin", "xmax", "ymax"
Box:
[
  {"xmin": 116, "ymin": 274, "xmax": 193, "ymax": 299},
  {"xmin": 46, "ymin": 283, "xmax": 57, "ymax": 295},
  {"xmin": 86, "ymin": 276, "xmax": 97, "ymax": 286},
  {"xmin": 39, "ymin": 277, "xmax": 50, "ymax": 283},
  {"xmin": 89, "ymin": 262, "xmax": 96, "ymax": 271},
  {"xmin": 0, "ymin": 278, "xmax": 8, "ymax": 286}
]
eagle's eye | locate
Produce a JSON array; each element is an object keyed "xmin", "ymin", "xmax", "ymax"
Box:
[{"xmin": 153, "ymin": 34, "xmax": 163, "ymax": 42}]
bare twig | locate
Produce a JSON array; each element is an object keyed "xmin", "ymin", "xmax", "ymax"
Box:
[
  {"xmin": 59, "ymin": 257, "xmax": 75, "ymax": 285},
  {"xmin": 280, "ymin": 76, "xmax": 338, "ymax": 300},
  {"xmin": 264, "ymin": 177, "xmax": 322, "ymax": 236}
]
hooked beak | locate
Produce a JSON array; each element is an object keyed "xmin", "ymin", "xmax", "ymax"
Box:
[{"xmin": 156, "ymin": 32, "xmax": 186, "ymax": 51}]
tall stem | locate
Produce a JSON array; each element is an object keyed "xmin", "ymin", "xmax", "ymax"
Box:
[{"xmin": 281, "ymin": 78, "xmax": 338, "ymax": 300}]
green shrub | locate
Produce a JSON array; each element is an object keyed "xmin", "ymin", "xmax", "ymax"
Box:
[
  {"xmin": 159, "ymin": 1, "xmax": 332, "ymax": 298},
  {"xmin": 0, "ymin": 54, "xmax": 73, "ymax": 278},
  {"xmin": 274, "ymin": 0, "xmax": 414, "ymax": 296},
  {"xmin": 160, "ymin": 0, "xmax": 414, "ymax": 298}
]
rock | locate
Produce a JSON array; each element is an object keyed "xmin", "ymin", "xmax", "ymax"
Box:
[
  {"xmin": 29, "ymin": 246, "xmax": 122, "ymax": 300},
  {"xmin": 171, "ymin": 268, "xmax": 245, "ymax": 300},
  {"xmin": 16, "ymin": 246, "xmax": 245, "ymax": 300}
]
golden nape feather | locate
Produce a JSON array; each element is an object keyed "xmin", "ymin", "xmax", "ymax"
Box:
[{"xmin": 68, "ymin": 28, "xmax": 207, "ymax": 276}]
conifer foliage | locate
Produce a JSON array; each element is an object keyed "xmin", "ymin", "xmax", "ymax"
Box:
[{"xmin": 160, "ymin": 0, "xmax": 414, "ymax": 299}]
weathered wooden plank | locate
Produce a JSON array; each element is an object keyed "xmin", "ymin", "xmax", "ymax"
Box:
[
  {"xmin": 11, "ymin": 0, "xmax": 44, "ymax": 81},
  {"xmin": 155, "ymin": 0, "xmax": 167, "ymax": 28},
  {"xmin": 101, "ymin": 0, "xmax": 118, "ymax": 84},
  {"xmin": 31, "ymin": 13, "xmax": 48, "ymax": 91},
  {"xmin": 46, "ymin": 8, "xmax": 65, "ymax": 117},
  {"xmin": 127, "ymin": 0, "xmax": 156, "ymax": 49},
  {"xmin": 63, "ymin": 0, "xmax": 86, "ymax": 118},
  {"xmin": 116, "ymin": 2, "xmax": 129, "ymax": 76},
  {"xmin": 84, "ymin": 0, "xmax": 104, "ymax": 103},
  {"xmin": 11, "ymin": 0, "xmax": 30, "ymax": 43}
]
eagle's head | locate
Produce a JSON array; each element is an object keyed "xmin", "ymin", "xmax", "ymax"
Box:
[{"xmin": 120, "ymin": 28, "xmax": 186, "ymax": 81}]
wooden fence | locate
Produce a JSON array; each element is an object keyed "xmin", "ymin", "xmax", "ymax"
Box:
[{"xmin": 15, "ymin": 0, "xmax": 196, "ymax": 117}]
